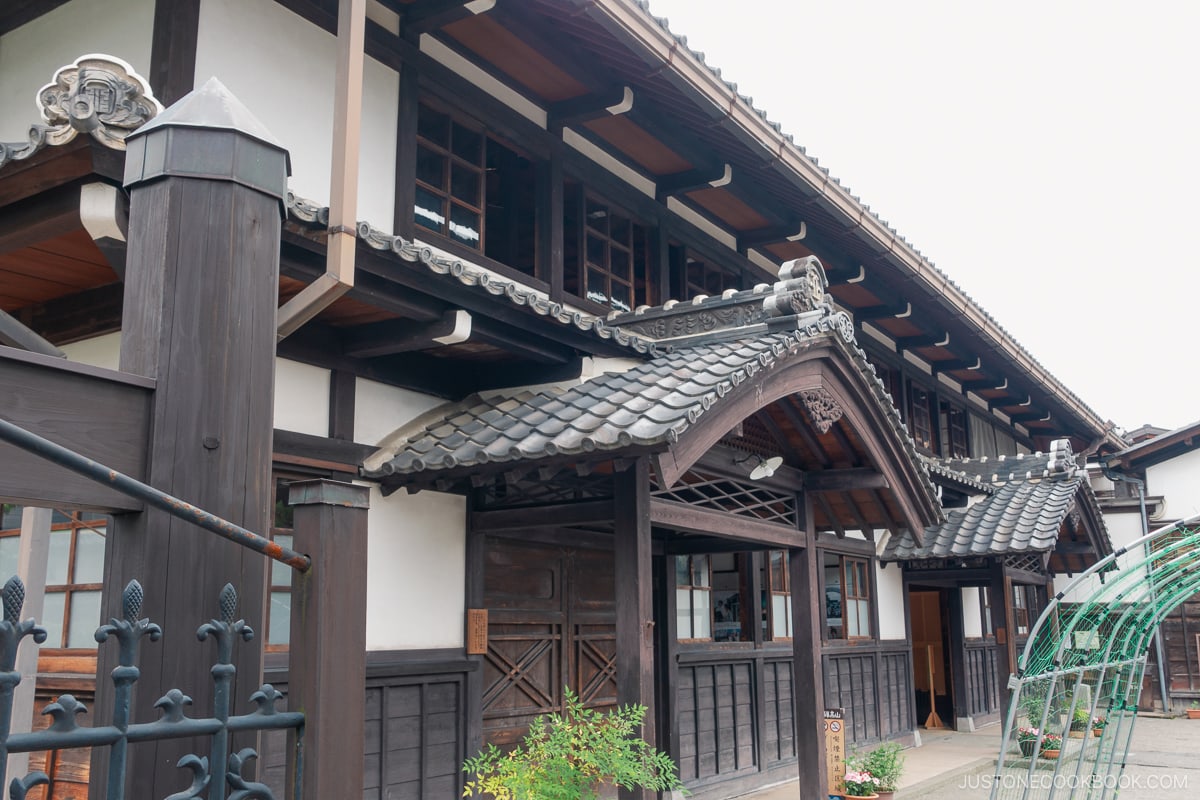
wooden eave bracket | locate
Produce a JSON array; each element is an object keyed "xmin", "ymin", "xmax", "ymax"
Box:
[
  {"xmin": 79, "ymin": 182, "xmax": 129, "ymax": 280},
  {"xmin": 343, "ymin": 309, "xmax": 472, "ymax": 358},
  {"xmin": 656, "ymin": 162, "xmax": 732, "ymax": 199},
  {"xmin": 738, "ymin": 220, "xmax": 808, "ymax": 251},
  {"xmin": 403, "ymin": 0, "xmax": 495, "ymax": 33}
]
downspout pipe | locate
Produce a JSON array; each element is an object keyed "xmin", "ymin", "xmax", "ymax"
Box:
[
  {"xmin": 1101, "ymin": 458, "xmax": 1172, "ymax": 713},
  {"xmin": 276, "ymin": 0, "xmax": 365, "ymax": 340}
]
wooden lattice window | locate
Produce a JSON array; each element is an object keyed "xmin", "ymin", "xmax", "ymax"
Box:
[
  {"xmin": 766, "ymin": 550, "xmax": 792, "ymax": 639},
  {"xmin": 673, "ymin": 245, "xmax": 741, "ymax": 299},
  {"xmin": 653, "ymin": 469, "xmax": 797, "ymax": 528},
  {"xmin": 909, "ymin": 384, "xmax": 935, "ymax": 452},
  {"xmin": 824, "ymin": 553, "xmax": 872, "ymax": 640},
  {"xmin": 940, "ymin": 402, "xmax": 970, "ymax": 458},
  {"xmin": 414, "ymin": 102, "xmax": 535, "ymax": 272},
  {"xmin": 564, "ymin": 183, "xmax": 653, "ymax": 312},
  {"xmin": 675, "ymin": 555, "xmax": 711, "ymax": 640}
]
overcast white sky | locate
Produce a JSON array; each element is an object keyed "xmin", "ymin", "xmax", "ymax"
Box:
[{"xmin": 647, "ymin": 0, "xmax": 1198, "ymax": 433}]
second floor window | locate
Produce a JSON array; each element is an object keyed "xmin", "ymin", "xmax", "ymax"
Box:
[
  {"xmin": 565, "ymin": 183, "xmax": 652, "ymax": 312},
  {"xmin": 909, "ymin": 385, "xmax": 934, "ymax": 453},
  {"xmin": 415, "ymin": 103, "xmax": 535, "ymax": 274}
]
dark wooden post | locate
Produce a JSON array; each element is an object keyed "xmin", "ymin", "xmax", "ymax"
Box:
[
  {"xmin": 946, "ymin": 588, "xmax": 969, "ymax": 728},
  {"xmin": 790, "ymin": 492, "xmax": 827, "ymax": 800},
  {"xmin": 285, "ymin": 479, "xmax": 370, "ymax": 800},
  {"xmin": 91, "ymin": 78, "xmax": 289, "ymax": 798},
  {"xmin": 614, "ymin": 458, "xmax": 654, "ymax": 800},
  {"xmin": 989, "ymin": 561, "xmax": 1015, "ymax": 710}
]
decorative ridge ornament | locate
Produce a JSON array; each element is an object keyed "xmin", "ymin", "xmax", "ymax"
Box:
[{"xmin": 0, "ymin": 54, "xmax": 161, "ymax": 170}]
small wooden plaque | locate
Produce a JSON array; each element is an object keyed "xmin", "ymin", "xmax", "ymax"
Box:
[
  {"xmin": 467, "ymin": 608, "xmax": 488, "ymax": 655},
  {"xmin": 824, "ymin": 707, "xmax": 846, "ymax": 796},
  {"xmin": 996, "ymin": 626, "xmax": 1007, "ymax": 645}
]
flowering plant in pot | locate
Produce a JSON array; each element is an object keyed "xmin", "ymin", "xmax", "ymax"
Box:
[
  {"xmin": 462, "ymin": 689, "xmax": 684, "ymax": 800},
  {"xmin": 1069, "ymin": 706, "xmax": 1091, "ymax": 738},
  {"xmin": 1091, "ymin": 715, "xmax": 1107, "ymax": 737},
  {"xmin": 1016, "ymin": 726, "xmax": 1040, "ymax": 757},
  {"xmin": 860, "ymin": 742, "xmax": 904, "ymax": 796},
  {"xmin": 1188, "ymin": 700, "xmax": 1200, "ymax": 720},
  {"xmin": 842, "ymin": 769, "xmax": 882, "ymax": 799},
  {"xmin": 1039, "ymin": 733, "xmax": 1063, "ymax": 759}
]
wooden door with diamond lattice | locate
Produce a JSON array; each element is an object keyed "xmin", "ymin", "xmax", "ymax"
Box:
[{"xmin": 481, "ymin": 537, "xmax": 617, "ymax": 746}]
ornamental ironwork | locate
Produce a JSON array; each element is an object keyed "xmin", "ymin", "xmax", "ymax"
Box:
[{"xmin": 0, "ymin": 575, "xmax": 302, "ymax": 800}]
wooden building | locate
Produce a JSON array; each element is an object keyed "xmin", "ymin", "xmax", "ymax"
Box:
[{"xmin": 0, "ymin": 1, "xmax": 1127, "ymax": 797}]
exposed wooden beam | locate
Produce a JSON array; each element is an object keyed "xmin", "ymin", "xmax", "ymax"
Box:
[
  {"xmin": 895, "ymin": 331, "xmax": 951, "ymax": 351},
  {"xmin": 402, "ymin": 0, "xmax": 495, "ymax": 33},
  {"xmin": 853, "ymin": 301, "xmax": 912, "ymax": 321},
  {"xmin": 473, "ymin": 499, "xmax": 615, "ymax": 531},
  {"xmin": 738, "ymin": 221, "xmax": 808, "ymax": 251},
  {"xmin": 650, "ymin": 499, "xmax": 805, "ymax": 549},
  {"xmin": 804, "ymin": 468, "xmax": 888, "ymax": 492},
  {"xmin": 960, "ymin": 375, "xmax": 1006, "ymax": 394},
  {"xmin": 0, "ymin": 308, "xmax": 65, "ymax": 357},
  {"xmin": 470, "ymin": 316, "xmax": 575, "ymax": 364},
  {"xmin": 0, "ymin": 0, "xmax": 70, "ymax": 36},
  {"xmin": 342, "ymin": 310, "xmax": 471, "ymax": 357},
  {"xmin": 811, "ymin": 492, "xmax": 846, "ymax": 538},
  {"xmin": 23, "ymin": 283, "xmax": 123, "ymax": 345},
  {"xmin": 1009, "ymin": 410, "xmax": 1052, "ymax": 424},
  {"xmin": 0, "ymin": 183, "xmax": 81, "ymax": 254},
  {"xmin": 931, "ymin": 357, "xmax": 981, "ymax": 375},
  {"xmin": 548, "ymin": 85, "xmax": 634, "ymax": 128},
  {"xmin": 655, "ymin": 162, "xmax": 732, "ymax": 200},
  {"xmin": 149, "ymin": 0, "xmax": 201, "ymax": 105}
]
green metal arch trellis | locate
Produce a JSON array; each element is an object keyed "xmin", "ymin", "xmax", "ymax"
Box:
[{"xmin": 990, "ymin": 512, "xmax": 1200, "ymax": 800}]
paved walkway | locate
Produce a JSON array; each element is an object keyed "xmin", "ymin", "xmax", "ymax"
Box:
[{"xmin": 733, "ymin": 716, "xmax": 1200, "ymax": 799}]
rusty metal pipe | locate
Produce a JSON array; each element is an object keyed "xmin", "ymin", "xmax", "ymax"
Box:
[{"xmin": 0, "ymin": 416, "xmax": 311, "ymax": 572}]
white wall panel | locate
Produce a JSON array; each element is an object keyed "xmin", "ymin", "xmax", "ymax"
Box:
[
  {"xmin": 274, "ymin": 358, "xmax": 330, "ymax": 437},
  {"xmin": 60, "ymin": 332, "xmax": 121, "ymax": 370},
  {"xmin": 354, "ymin": 378, "xmax": 443, "ymax": 447},
  {"xmin": 195, "ymin": 0, "xmax": 399, "ymax": 225},
  {"xmin": 875, "ymin": 561, "xmax": 906, "ymax": 640},
  {"xmin": 365, "ymin": 486, "xmax": 465, "ymax": 650}
]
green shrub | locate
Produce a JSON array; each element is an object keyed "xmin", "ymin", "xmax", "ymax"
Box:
[
  {"xmin": 462, "ymin": 689, "xmax": 685, "ymax": 800},
  {"xmin": 859, "ymin": 742, "xmax": 905, "ymax": 793}
]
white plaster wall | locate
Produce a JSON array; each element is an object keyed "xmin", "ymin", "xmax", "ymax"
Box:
[
  {"xmin": 273, "ymin": 359, "xmax": 330, "ymax": 437},
  {"xmin": 875, "ymin": 561, "xmax": 906, "ymax": 640},
  {"xmin": 354, "ymin": 378, "xmax": 443, "ymax": 447},
  {"xmin": 366, "ymin": 486, "xmax": 465, "ymax": 650},
  {"xmin": 962, "ymin": 587, "xmax": 983, "ymax": 638},
  {"xmin": 0, "ymin": 0, "xmax": 155, "ymax": 140},
  {"xmin": 195, "ymin": 0, "xmax": 399, "ymax": 225},
  {"xmin": 59, "ymin": 332, "xmax": 121, "ymax": 370},
  {"xmin": 1103, "ymin": 511, "xmax": 1145, "ymax": 552},
  {"xmin": 1148, "ymin": 449, "xmax": 1200, "ymax": 522}
]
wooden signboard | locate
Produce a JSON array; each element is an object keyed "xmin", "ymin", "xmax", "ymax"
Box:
[
  {"xmin": 466, "ymin": 609, "xmax": 488, "ymax": 655},
  {"xmin": 824, "ymin": 707, "xmax": 846, "ymax": 797}
]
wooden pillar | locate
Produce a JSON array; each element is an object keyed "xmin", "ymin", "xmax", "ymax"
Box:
[
  {"xmin": 285, "ymin": 480, "xmax": 370, "ymax": 800},
  {"xmin": 946, "ymin": 588, "xmax": 969, "ymax": 728},
  {"xmin": 790, "ymin": 493, "xmax": 827, "ymax": 800},
  {"xmin": 92, "ymin": 79, "xmax": 288, "ymax": 798},
  {"xmin": 988, "ymin": 561, "xmax": 1015, "ymax": 710},
  {"xmin": 614, "ymin": 458, "xmax": 653, "ymax": 800}
]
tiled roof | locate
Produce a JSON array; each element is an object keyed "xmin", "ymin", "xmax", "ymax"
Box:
[
  {"xmin": 922, "ymin": 457, "xmax": 995, "ymax": 495},
  {"xmin": 882, "ymin": 476, "xmax": 1083, "ymax": 562},
  {"xmin": 284, "ymin": 193, "xmax": 659, "ymax": 356},
  {"xmin": 939, "ymin": 451, "xmax": 1063, "ymax": 484},
  {"xmin": 362, "ymin": 311, "xmax": 857, "ymax": 477}
]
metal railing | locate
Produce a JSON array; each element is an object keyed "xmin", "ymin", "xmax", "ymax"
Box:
[{"xmin": 0, "ymin": 575, "xmax": 303, "ymax": 800}]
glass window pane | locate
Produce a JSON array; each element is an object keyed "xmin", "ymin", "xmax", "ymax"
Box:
[
  {"xmin": 416, "ymin": 146, "xmax": 446, "ymax": 188},
  {"xmin": 449, "ymin": 205, "xmax": 480, "ymax": 246},
  {"xmin": 610, "ymin": 246, "xmax": 630, "ymax": 281},
  {"xmin": 73, "ymin": 529, "xmax": 105, "ymax": 584},
  {"xmin": 586, "ymin": 269, "xmax": 607, "ymax": 306},
  {"xmin": 271, "ymin": 534, "xmax": 294, "ymax": 587},
  {"xmin": 46, "ymin": 530, "xmax": 71, "ymax": 585},
  {"xmin": 67, "ymin": 590, "xmax": 101, "ymax": 648},
  {"xmin": 415, "ymin": 187, "xmax": 445, "ymax": 233},
  {"xmin": 675, "ymin": 556, "xmax": 689, "ymax": 587},
  {"xmin": 610, "ymin": 282, "xmax": 631, "ymax": 313},
  {"xmin": 772, "ymin": 595, "xmax": 789, "ymax": 639},
  {"xmin": 676, "ymin": 588, "xmax": 692, "ymax": 638},
  {"xmin": 692, "ymin": 590, "xmax": 710, "ymax": 639},
  {"xmin": 451, "ymin": 163, "xmax": 480, "ymax": 205},
  {"xmin": 42, "ymin": 592, "xmax": 65, "ymax": 648},
  {"xmin": 0, "ymin": 537, "xmax": 18, "ymax": 579},
  {"xmin": 585, "ymin": 198, "xmax": 607, "ymax": 229},
  {"xmin": 610, "ymin": 213, "xmax": 631, "ymax": 244},
  {"xmin": 586, "ymin": 234, "xmax": 606, "ymax": 268},
  {"xmin": 451, "ymin": 122, "xmax": 482, "ymax": 163},
  {"xmin": 417, "ymin": 105, "xmax": 449, "ymax": 145},
  {"xmin": 692, "ymin": 555, "xmax": 709, "ymax": 587},
  {"xmin": 769, "ymin": 551, "xmax": 784, "ymax": 591},
  {"xmin": 268, "ymin": 591, "xmax": 292, "ymax": 646}
]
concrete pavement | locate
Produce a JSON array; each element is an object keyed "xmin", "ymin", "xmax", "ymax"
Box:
[{"xmin": 726, "ymin": 716, "xmax": 1200, "ymax": 799}]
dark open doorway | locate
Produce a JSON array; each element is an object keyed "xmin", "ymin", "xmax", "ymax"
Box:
[{"xmin": 910, "ymin": 587, "xmax": 955, "ymax": 730}]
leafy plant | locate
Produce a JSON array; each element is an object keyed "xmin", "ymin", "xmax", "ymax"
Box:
[
  {"xmin": 1091, "ymin": 715, "xmax": 1107, "ymax": 729},
  {"xmin": 1040, "ymin": 733, "xmax": 1062, "ymax": 751},
  {"xmin": 1016, "ymin": 726, "xmax": 1041, "ymax": 743},
  {"xmin": 462, "ymin": 689, "xmax": 685, "ymax": 800},
  {"xmin": 1070, "ymin": 705, "xmax": 1091, "ymax": 729},
  {"xmin": 842, "ymin": 769, "xmax": 881, "ymax": 797},
  {"xmin": 859, "ymin": 742, "xmax": 904, "ymax": 792}
]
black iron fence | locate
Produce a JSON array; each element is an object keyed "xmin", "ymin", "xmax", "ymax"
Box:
[{"xmin": 0, "ymin": 575, "xmax": 303, "ymax": 800}]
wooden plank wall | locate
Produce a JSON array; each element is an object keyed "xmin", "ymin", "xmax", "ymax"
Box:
[
  {"xmin": 964, "ymin": 640, "xmax": 1001, "ymax": 718},
  {"xmin": 823, "ymin": 641, "xmax": 914, "ymax": 744},
  {"xmin": 676, "ymin": 660, "xmax": 757, "ymax": 783}
]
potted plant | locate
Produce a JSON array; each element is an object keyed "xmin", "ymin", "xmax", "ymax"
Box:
[
  {"xmin": 1016, "ymin": 726, "xmax": 1041, "ymax": 758},
  {"xmin": 1187, "ymin": 700, "xmax": 1200, "ymax": 720},
  {"xmin": 861, "ymin": 742, "xmax": 904, "ymax": 799},
  {"xmin": 462, "ymin": 689, "xmax": 685, "ymax": 800},
  {"xmin": 1092, "ymin": 715, "xmax": 1107, "ymax": 737},
  {"xmin": 1068, "ymin": 706, "xmax": 1091, "ymax": 738},
  {"xmin": 1039, "ymin": 733, "xmax": 1063, "ymax": 759},
  {"xmin": 841, "ymin": 768, "xmax": 882, "ymax": 799}
]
